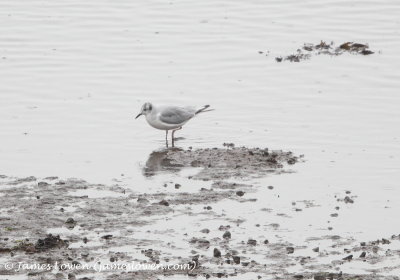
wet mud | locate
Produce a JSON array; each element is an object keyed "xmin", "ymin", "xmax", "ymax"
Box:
[
  {"xmin": 143, "ymin": 146, "xmax": 301, "ymax": 180},
  {"xmin": 0, "ymin": 146, "xmax": 399, "ymax": 280}
]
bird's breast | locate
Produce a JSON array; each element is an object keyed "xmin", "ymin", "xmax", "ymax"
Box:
[{"xmin": 145, "ymin": 114, "xmax": 180, "ymax": 130}]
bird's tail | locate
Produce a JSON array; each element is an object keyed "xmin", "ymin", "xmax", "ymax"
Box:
[{"xmin": 195, "ymin": 105, "xmax": 214, "ymax": 114}]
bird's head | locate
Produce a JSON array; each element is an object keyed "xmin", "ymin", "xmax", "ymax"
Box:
[{"xmin": 135, "ymin": 102, "xmax": 153, "ymax": 119}]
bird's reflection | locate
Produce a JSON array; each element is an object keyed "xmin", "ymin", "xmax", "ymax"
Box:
[{"xmin": 142, "ymin": 148, "xmax": 185, "ymax": 177}]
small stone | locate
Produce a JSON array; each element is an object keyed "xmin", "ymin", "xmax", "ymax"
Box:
[
  {"xmin": 65, "ymin": 218, "xmax": 75, "ymax": 224},
  {"xmin": 213, "ymin": 248, "xmax": 221, "ymax": 258},
  {"xmin": 236, "ymin": 191, "xmax": 245, "ymax": 197},
  {"xmin": 361, "ymin": 49, "xmax": 374, "ymax": 55},
  {"xmin": 359, "ymin": 251, "xmax": 366, "ymax": 258},
  {"xmin": 159, "ymin": 200, "xmax": 169, "ymax": 206},
  {"xmin": 312, "ymin": 247, "xmax": 319, "ymax": 252},
  {"xmin": 286, "ymin": 247, "xmax": 294, "ymax": 254},
  {"xmin": 247, "ymin": 239, "xmax": 257, "ymax": 246},
  {"xmin": 200, "ymin": 228, "xmax": 210, "ymax": 234},
  {"xmin": 382, "ymin": 238, "xmax": 390, "ymax": 244},
  {"xmin": 344, "ymin": 196, "xmax": 354, "ymax": 203},
  {"xmin": 174, "ymin": 183, "xmax": 181, "ymax": 189},
  {"xmin": 263, "ymin": 239, "xmax": 269, "ymax": 244},
  {"xmin": 232, "ymin": 256, "xmax": 240, "ymax": 264},
  {"xmin": 342, "ymin": 254, "xmax": 353, "ymax": 261},
  {"xmin": 101, "ymin": 235, "xmax": 113, "ymax": 240},
  {"xmin": 222, "ymin": 231, "xmax": 231, "ymax": 239},
  {"xmin": 268, "ymin": 186, "xmax": 274, "ymax": 190}
]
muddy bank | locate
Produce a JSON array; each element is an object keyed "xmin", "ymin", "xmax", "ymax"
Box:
[
  {"xmin": 143, "ymin": 145, "xmax": 302, "ymax": 180},
  {"xmin": 0, "ymin": 146, "xmax": 399, "ymax": 280}
]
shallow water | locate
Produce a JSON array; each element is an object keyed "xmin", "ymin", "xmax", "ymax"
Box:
[{"xmin": 1, "ymin": 0, "xmax": 400, "ymax": 278}]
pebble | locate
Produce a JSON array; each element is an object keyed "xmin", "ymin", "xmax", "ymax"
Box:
[
  {"xmin": 342, "ymin": 254, "xmax": 353, "ymax": 261},
  {"xmin": 247, "ymin": 239, "xmax": 257, "ymax": 246},
  {"xmin": 65, "ymin": 218, "xmax": 75, "ymax": 224},
  {"xmin": 236, "ymin": 191, "xmax": 245, "ymax": 197},
  {"xmin": 382, "ymin": 238, "xmax": 390, "ymax": 244},
  {"xmin": 286, "ymin": 247, "xmax": 294, "ymax": 254},
  {"xmin": 159, "ymin": 200, "xmax": 169, "ymax": 206},
  {"xmin": 213, "ymin": 248, "xmax": 221, "ymax": 258},
  {"xmin": 223, "ymin": 231, "xmax": 231, "ymax": 239},
  {"xmin": 344, "ymin": 196, "xmax": 354, "ymax": 203}
]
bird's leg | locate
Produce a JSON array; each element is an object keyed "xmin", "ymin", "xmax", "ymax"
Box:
[
  {"xmin": 171, "ymin": 127, "xmax": 182, "ymax": 147},
  {"xmin": 165, "ymin": 130, "xmax": 169, "ymax": 148}
]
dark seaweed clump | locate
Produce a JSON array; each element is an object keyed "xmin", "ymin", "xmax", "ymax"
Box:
[{"xmin": 260, "ymin": 41, "xmax": 375, "ymax": 63}]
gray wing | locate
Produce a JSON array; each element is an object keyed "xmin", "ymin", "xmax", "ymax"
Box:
[{"xmin": 159, "ymin": 106, "xmax": 195, "ymax": 125}]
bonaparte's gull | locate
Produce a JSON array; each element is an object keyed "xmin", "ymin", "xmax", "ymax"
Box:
[{"xmin": 135, "ymin": 102, "xmax": 213, "ymax": 147}]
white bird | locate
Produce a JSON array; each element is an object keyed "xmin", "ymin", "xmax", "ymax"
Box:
[{"xmin": 135, "ymin": 102, "xmax": 213, "ymax": 147}]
